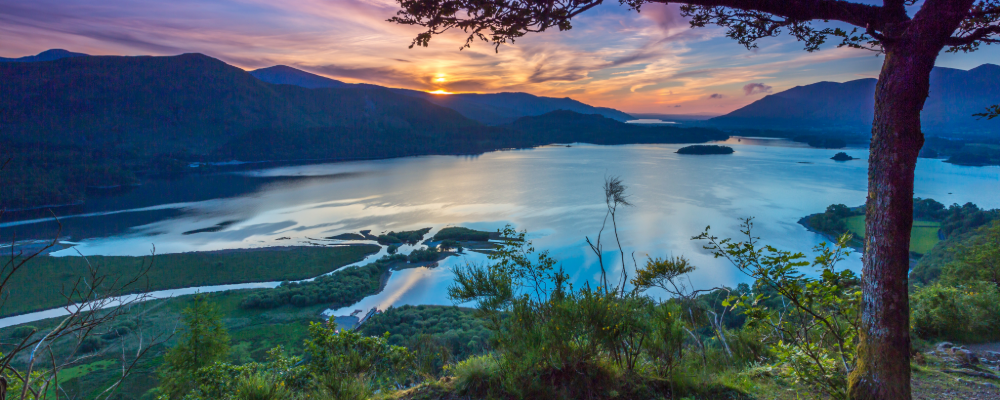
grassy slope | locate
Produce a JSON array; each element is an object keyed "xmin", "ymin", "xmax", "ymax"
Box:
[
  {"xmin": 843, "ymin": 215, "xmax": 941, "ymax": 254},
  {"xmin": 3, "ymin": 245, "xmax": 378, "ymax": 317},
  {"xmin": 4, "ymin": 288, "xmax": 336, "ymax": 400}
]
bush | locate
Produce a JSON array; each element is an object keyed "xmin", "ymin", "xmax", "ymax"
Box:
[
  {"xmin": 910, "ymin": 281, "xmax": 1000, "ymax": 343},
  {"xmin": 377, "ymin": 228, "xmax": 431, "ymax": 245},
  {"xmin": 8, "ymin": 325, "xmax": 36, "ymax": 339},
  {"xmin": 305, "ymin": 319, "xmax": 416, "ymax": 393},
  {"xmin": 232, "ymin": 372, "xmax": 296, "ymax": 400},
  {"xmin": 79, "ymin": 336, "xmax": 105, "ymax": 353},
  {"xmin": 407, "ymin": 247, "xmax": 439, "ymax": 263},
  {"xmin": 240, "ymin": 254, "xmax": 406, "ymax": 309},
  {"xmin": 433, "ymin": 227, "xmax": 491, "ymax": 242},
  {"xmin": 450, "ymin": 354, "xmax": 499, "ymax": 396}
]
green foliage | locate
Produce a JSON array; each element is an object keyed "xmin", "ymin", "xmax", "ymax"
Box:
[
  {"xmin": 239, "ymin": 254, "xmax": 406, "ymax": 309},
  {"xmin": 449, "ymin": 354, "xmax": 500, "ymax": 396},
  {"xmin": 695, "ymin": 219, "xmax": 859, "ymax": 400},
  {"xmin": 805, "ymin": 204, "xmax": 859, "ymax": 235},
  {"xmin": 377, "ymin": 228, "xmax": 431, "ymax": 245},
  {"xmin": 432, "ymin": 227, "xmax": 491, "ymax": 242},
  {"xmin": 230, "ymin": 372, "xmax": 296, "ymax": 400},
  {"xmin": 912, "ymin": 213, "xmax": 1000, "ymax": 285},
  {"xmin": 939, "ymin": 202, "xmax": 999, "ymax": 238},
  {"xmin": 3, "ymin": 245, "xmax": 378, "ymax": 317},
  {"xmin": 447, "ymin": 225, "xmax": 687, "ymax": 398},
  {"xmin": 8, "ymin": 325, "xmax": 37, "ymax": 339},
  {"xmin": 357, "ymin": 305, "xmax": 491, "ymax": 374},
  {"xmin": 169, "ymin": 347, "xmax": 310, "ymax": 400},
  {"xmin": 940, "ymin": 220, "xmax": 1000, "ymax": 290},
  {"xmin": 910, "ymin": 281, "xmax": 1000, "ymax": 343},
  {"xmin": 304, "ymin": 319, "xmax": 416, "ymax": 394},
  {"xmin": 406, "ymin": 247, "xmax": 440, "ymax": 263},
  {"xmin": 158, "ymin": 295, "xmax": 231, "ymax": 399}
]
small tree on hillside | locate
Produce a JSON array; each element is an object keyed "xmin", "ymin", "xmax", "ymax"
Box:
[
  {"xmin": 389, "ymin": 1, "xmax": 999, "ymax": 398},
  {"xmin": 157, "ymin": 295, "xmax": 230, "ymax": 399}
]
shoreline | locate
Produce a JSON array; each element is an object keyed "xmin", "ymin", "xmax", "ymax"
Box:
[
  {"xmin": 798, "ymin": 213, "xmax": 920, "ymax": 269},
  {"xmin": 0, "ymin": 243, "xmax": 382, "ymax": 321}
]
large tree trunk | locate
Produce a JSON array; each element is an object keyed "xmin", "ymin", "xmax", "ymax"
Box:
[{"xmin": 846, "ymin": 42, "xmax": 937, "ymax": 400}]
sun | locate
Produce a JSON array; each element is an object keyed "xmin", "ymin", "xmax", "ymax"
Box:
[{"xmin": 427, "ymin": 89, "xmax": 452, "ymax": 95}]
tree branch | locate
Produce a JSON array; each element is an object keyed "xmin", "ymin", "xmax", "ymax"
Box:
[
  {"xmin": 662, "ymin": 0, "xmax": 886, "ymax": 28},
  {"xmin": 945, "ymin": 25, "xmax": 1000, "ymax": 45}
]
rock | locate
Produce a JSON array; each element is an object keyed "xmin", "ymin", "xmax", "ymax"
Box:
[
  {"xmin": 953, "ymin": 348, "xmax": 980, "ymax": 365},
  {"xmin": 831, "ymin": 152, "xmax": 855, "ymax": 161},
  {"xmin": 986, "ymin": 351, "xmax": 1000, "ymax": 361},
  {"xmin": 936, "ymin": 342, "xmax": 955, "ymax": 354}
]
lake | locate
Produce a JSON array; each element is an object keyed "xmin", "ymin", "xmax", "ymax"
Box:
[{"xmin": 2, "ymin": 139, "xmax": 998, "ymax": 326}]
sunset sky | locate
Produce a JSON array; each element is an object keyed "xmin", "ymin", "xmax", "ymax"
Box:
[{"xmin": 2, "ymin": 0, "xmax": 997, "ymax": 115}]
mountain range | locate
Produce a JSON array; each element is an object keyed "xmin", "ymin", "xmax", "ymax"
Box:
[
  {"xmin": 0, "ymin": 50, "xmax": 723, "ymax": 210},
  {"xmin": 710, "ymin": 64, "xmax": 1000, "ymax": 138},
  {"xmin": 248, "ymin": 64, "xmax": 634, "ymax": 125}
]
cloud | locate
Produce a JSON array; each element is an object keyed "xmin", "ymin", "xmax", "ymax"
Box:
[
  {"xmin": 0, "ymin": 0, "xmax": 923, "ymax": 114},
  {"xmin": 708, "ymin": 93, "xmax": 724, "ymax": 99},
  {"xmin": 743, "ymin": 83, "xmax": 773, "ymax": 96}
]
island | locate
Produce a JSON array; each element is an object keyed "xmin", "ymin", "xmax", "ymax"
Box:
[
  {"xmin": 831, "ymin": 152, "xmax": 856, "ymax": 161},
  {"xmin": 676, "ymin": 145, "xmax": 735, "ymax": 155}
]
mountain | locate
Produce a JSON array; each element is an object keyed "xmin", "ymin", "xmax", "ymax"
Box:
[
  {"xmin": 248, "ymin": 64, "xmax": 634, "ymax": 125},
  {"xmin": 249, "ymin": 65, "xmax": 348, "ymax": 88},
  {"xmin": 395, "ymin": 90, "xmax": 635, "ymax": 125},
  {"xmin": 709, "ymin": 64, "xmax": 1000, "ymax": 137},
  {"xmin": 0, "ymin": 53, "xmax": 477, "ymax": 156},
  {"xmin": 0, "ymin": 49, "xmax": 89, "ymax": 63},
  {"xmin": 0, "ymin": 53, "xmax": 723, "ymax": 210}
]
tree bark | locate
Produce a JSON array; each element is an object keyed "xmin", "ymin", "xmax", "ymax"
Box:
[
  {"xmin": 848, "ymin": 1, "xmax": 976, "ymax": 397},
  {"xmin": 847, "ymin": 37, "xmax": 936, "ymax": 400}
]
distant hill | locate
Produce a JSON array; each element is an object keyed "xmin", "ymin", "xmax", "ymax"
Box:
[
  {"xmin": 0, "ymin": 53, "xmax": 476, "ymax": 156},
  {"xmin": 508, "ymin": 110, "xmax": 728, "ymax": 145},
  {"xmin": 0, "ymin": 53, "xmax": 722, "ymax": 210},
  {"xmin": 709, "ymin": 64, "xmax": 1000, "ymax": 138},
  {"xmin": 249, "ymin": 65, "xmax": 348, "ymax": 88},
  {"xmin": 247, "ymin": 64, "xmax": 633, "ymax": 125},
  {"xmin": 0, "ymin": 49, "xmax": 89, "ymax": 63},
  {"xmin": 395, "ymin": 90, "xmax": 635, "ymax": 125}
]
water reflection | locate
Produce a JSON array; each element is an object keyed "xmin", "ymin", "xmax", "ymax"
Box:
[{"xmin": 3, "ymin": 142, "xmax": 998, "ymax": 321}]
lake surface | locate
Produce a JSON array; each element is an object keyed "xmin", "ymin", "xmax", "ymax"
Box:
[{"xmin": 3, "ymin": 139, "xmax": 998, "ymax": 326}]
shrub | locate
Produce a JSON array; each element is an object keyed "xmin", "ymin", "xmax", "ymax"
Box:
[
  {"xmin": 910, "ymin": 281, "xmax": 1000, "ymax": 343},
  {"xmin": 305, "ymin": 319, "xmax": 416, "ymax": 393},
  {"xmin": 8, "ymin": 325, "xmax": 36, "ymax": 339},
  {"xmin": 450, "ymin": 354, "xmax": 499, "ymax": 396},
  {"xmin": 433, "ymin": 227, "xmax": 491, "ymax": 242},
  {"xmin": 232, "ymin": 372, "xmax": 295, "ymax": 400}
]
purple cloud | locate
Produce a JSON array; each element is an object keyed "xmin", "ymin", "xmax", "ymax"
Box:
[
  {"xmin": 743, "ymin": 83, "xmax": 773, "ymax": 96},
  {"xmin": 709, "ymin": 93, "xmax": 724, "ymax": 99}
]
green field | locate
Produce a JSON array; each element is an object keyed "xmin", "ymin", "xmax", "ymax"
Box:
[
  {"xmin": 843, "ymin": 215, "xmax": 941, "ymax": 254},
  {"xmin": 3, "ymin": 244, "xmax": 378, "ymax": 317}
]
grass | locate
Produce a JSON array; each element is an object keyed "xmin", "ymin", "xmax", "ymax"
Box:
[
  {"xmin": 843, "ymin": 215, "xmax": 941, "ymax": 255},
  {"xmin": 3, "ymin": 287, "xmax": 336, "ymax": 400},
  {"xmin": 3, "ymin": 244, "xmax": 378, "ymax": 317}
]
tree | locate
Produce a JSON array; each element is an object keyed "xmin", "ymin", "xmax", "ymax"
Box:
[
  {"xmin": 157, "ymin": 295, "xmax": 230, "ymax": 399},
  {"xmin": 389, "ymin": 1, "xmax": 999, "ymax": 398}
]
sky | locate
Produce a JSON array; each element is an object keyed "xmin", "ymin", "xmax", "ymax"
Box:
[{"xmin": 1, "ymin": 0, "xmax": 997, "ymax": 115}]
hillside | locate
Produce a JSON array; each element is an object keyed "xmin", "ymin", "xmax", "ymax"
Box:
[
  {"xmin": 0, "ymin": 53, "xmax": 725, "ymax": 210},
  {"xmin": 249, "ymin": 65, "xmax": 348, "ymax": 88},
  {"xmin": 0, "ymin": 53, "xmax": 476, "ymax": 156},
  {"xmin": 248, "ymin": 64, "xmax": 633, "ymax": 125},
  {"xmin": 710, "ymin": 64, "xmax": 1000, "ymax": 137},
  {"xmin": 0, "ymin": 49, "xmax": 88, "ymax": 63}
]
